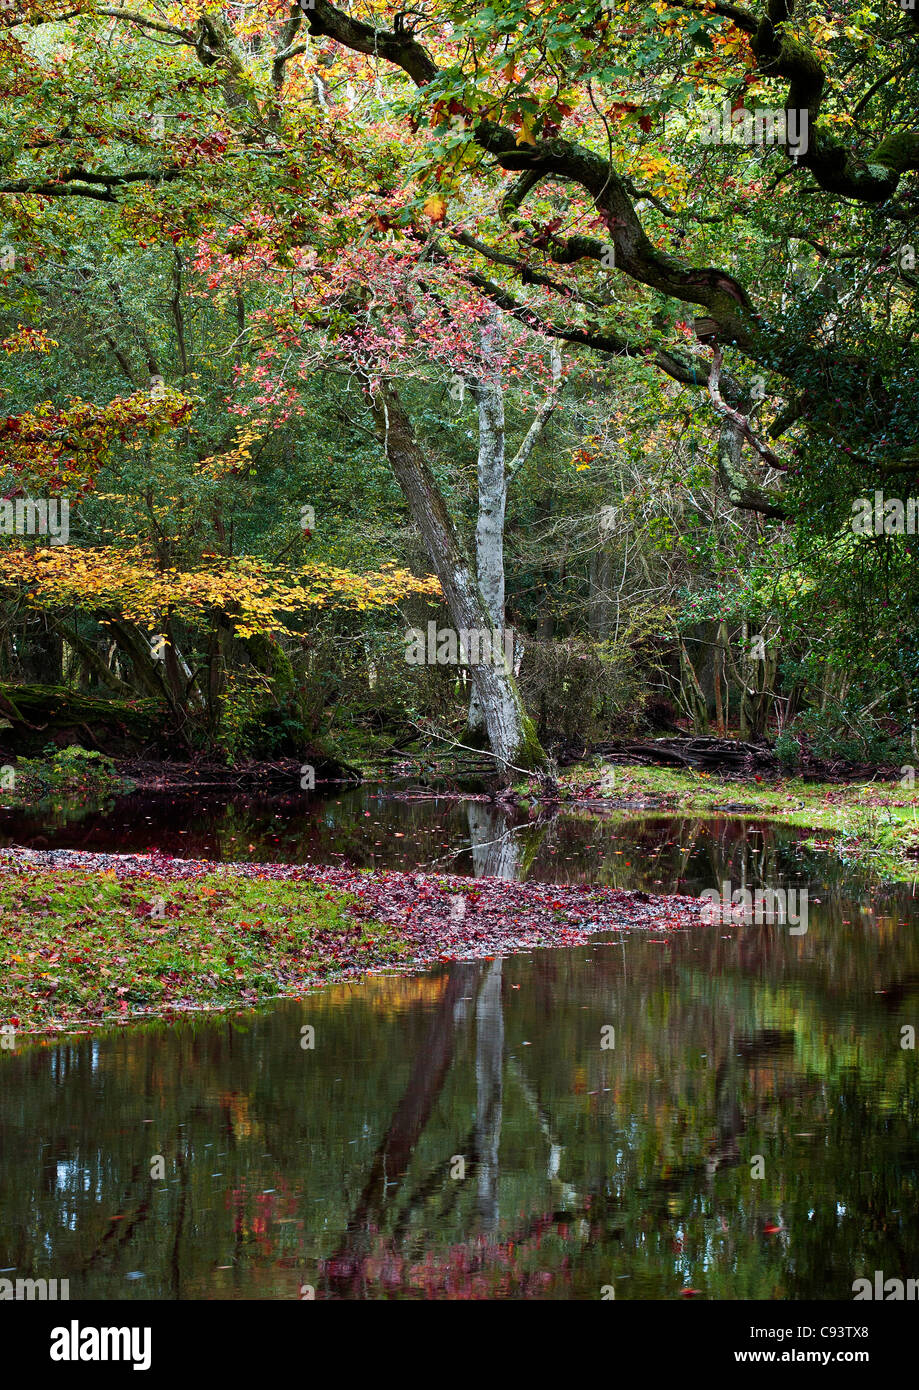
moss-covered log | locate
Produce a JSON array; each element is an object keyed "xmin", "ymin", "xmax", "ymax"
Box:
[{"xmin": 0, "ymin": 684, "xmax": 169, "ymax": 756}]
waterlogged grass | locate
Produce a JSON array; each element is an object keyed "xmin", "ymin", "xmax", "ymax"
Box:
[
  {"xmin": 0, "ymin": 867, "xmax": 413, "ymax": 1033},
  {"xmin": 554, "ymin": 762, "xmax": 919, "ymax": 879}
]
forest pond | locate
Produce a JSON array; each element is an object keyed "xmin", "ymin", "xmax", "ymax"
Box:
[{"xmin": 1, "ymin": 788, "xmax": 917, "ymax": 1299}]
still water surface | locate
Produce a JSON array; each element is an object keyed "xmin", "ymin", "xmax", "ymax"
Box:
[{"xmin": 1, "ymin": 788, "xmax": 917, "ymax": 1298}]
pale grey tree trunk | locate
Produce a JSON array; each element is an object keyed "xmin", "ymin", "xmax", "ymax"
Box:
[
  {"xmin": 475, "ymin": 957, "xmax": 504, "ymax": 1232},
  {"xmin": 465, "ymin": 318, "xmax": 560, "ymax": 738},
  {"xmin": 466, "ymin": 321, "xmax": 508, "ymax": 738},
  {"xmin": 588, "ymin": 536, "xmax": 615, "ymax": 638}
]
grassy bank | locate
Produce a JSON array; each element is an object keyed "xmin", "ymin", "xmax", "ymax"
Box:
[
  {"xmin": 0, "ymin": 864, "xmax": 410, "ymax": 1033},
  {"xmin": 0, "ymin": 849, "xmax": 698, "ymax": 1037},
  {"xmin": 554, "ymin": 761, "xmax": 919, "ymax": 879}
]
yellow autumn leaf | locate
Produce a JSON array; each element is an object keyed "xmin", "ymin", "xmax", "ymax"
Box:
[{"xmin": 516, "ymin": 114, "xmax": 537, "ymax": 146}]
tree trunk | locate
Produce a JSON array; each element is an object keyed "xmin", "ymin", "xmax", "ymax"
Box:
[
  {"xmin": 739, "ymin": 620, "xmax": 752, "ymax": 738},
  {"xmin": 466, "ymin": 350, "xmax": 508, "ymax": 739},
  {"xmin": 464, "ymin": 319, "xmax": 559, "ymax": 741},
  {"xmin": 49, "ymin": 619, "xmax": 135, "ymax": 697},
  {"xmin": 107, "ymin": 618, "xmax": 175, "ymax": 704},
  {"xmin": 678, "ymin": 636, "xmax": 709, "ymax": 733},
  {"xmin": 367, "ymin": 381, "xmax": 545, "ymax": 776},
  {"xmin": 588, "ymin": 541, "xmax": 614, "ymax": 639}
]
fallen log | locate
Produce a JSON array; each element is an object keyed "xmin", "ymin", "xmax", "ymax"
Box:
[
  {"xmin": 578, "ymin": 736, "xmax": 779, "ymax": 773},
  {"xmin": 0, "ymin": 683, "xmax": 167, "ymax": 757}
]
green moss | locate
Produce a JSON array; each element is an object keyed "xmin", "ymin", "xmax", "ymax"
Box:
[
  {"xmin": 0, "ymin": 866, "xmax": 413, "ymax": 1034},
  {"xmin": 0, "ymin": 684, "xmax": 165, "ymax": 756},
  {"xmin": 870, "ymin": 133, "xmax": 919, "ymax": 175},
  {"xmin": 512, "ymin": 713, "xmax": 547, "ymax": 772}
]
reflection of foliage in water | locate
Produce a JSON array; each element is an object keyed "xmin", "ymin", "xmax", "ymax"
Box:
[
  {"xmin": 1, "ymin": 888, "xmax": 917, "ymax": 1301},
  {"xmin": 0, "ymin": 785, "xmax": 871, "ymax": 897},
  {"xmin": 0, "ymin": 746, "xmax": 127, "ymax": 824}
]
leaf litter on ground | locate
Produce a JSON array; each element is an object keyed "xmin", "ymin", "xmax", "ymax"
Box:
[{"xmin": 0, "ymin": 847, "xmax": 703, "ymax": 1034}]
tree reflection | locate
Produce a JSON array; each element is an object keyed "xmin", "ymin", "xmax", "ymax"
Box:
[{"xmin": 1, "ymin": 825, "xmax": 918, "ymax": 1300}]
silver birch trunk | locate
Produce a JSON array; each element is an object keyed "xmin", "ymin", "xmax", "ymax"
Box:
[{"xmin": 466, "ymin": 329, "xmax": 508, "ymax": 737}]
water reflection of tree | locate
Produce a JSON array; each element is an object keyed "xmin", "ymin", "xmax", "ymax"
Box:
[
  {"xmin": 317, "ymin": 951, "xmax": 588, "ymax": 1298},
  {"xmin": 3, "ymin": 825, "xmax": 919, "ymax": 1299},
  {"xmin": 466, "ymin": 801, "xmax": 559, "ymax": 880},
  {"xmin": 320, "ymin": 957, "xmax": 510, "ymax": 1293},
  {"xmin": 322, "ymin": 961, "xmax": 482, "ymax": 1296},
  {"xmin": 475, "ymin": 959, "xmax": 503, "ymax": 1232},
  {"xmin": 467, "ymin": 804, "xmax": 520, "ymax": 879}
]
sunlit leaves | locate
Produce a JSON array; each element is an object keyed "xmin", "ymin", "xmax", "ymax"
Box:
[
  {"xmin": 0, "ymin": 546, "xmax": 441, "ymax": 637},
  {"xmin": 0, "ymin": 389, "xmax": 194, "ymax": 495}
]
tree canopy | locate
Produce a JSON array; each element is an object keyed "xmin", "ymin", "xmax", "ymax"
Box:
[{"xmin": 1, "ymin": 0, "xmax": 917, "ymax": 764}]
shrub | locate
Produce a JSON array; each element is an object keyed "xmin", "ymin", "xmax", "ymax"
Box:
[
  {"xmin": 518, "ymin": 636, "xmax": 649, "ymax": 745},
  {"xmin": 773, "ymin": 730, "xmax": 801, "ymax": 770}
]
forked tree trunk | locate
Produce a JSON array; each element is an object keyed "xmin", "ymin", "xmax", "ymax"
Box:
[{"xmin": 366, "ymin": 381, "xmax": 545, "ymax": 776}]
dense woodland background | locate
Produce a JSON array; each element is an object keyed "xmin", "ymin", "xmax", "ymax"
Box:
[{"xmin": 1, "ymin": 0, "xmax": 917, "ymax": 772}]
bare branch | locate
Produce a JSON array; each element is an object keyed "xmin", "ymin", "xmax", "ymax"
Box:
[{"xmin": 708, "ymin": 345, "xmax": 786, "ymax": 471}]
